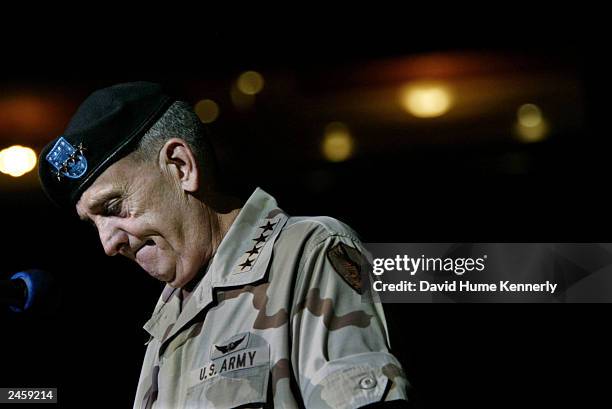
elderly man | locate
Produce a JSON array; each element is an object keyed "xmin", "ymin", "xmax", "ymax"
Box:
[{"xmin": 38, "ymin": 82, "xmax": 410, "ymax": 408}]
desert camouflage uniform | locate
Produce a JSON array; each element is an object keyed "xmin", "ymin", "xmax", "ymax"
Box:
[{"xmin": 134, "ymin": 188, "xmax": 409, "ymax": 408}]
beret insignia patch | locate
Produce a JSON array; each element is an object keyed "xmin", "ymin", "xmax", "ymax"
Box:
[
  {"xmin": 45, "ymin": 137, "xmax": 88, "ymax": 181},
  {"xmin": 327, "ymin": 243, "xmax": 366, "ymax": 294}
]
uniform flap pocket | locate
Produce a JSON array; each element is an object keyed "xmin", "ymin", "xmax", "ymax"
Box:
[
  {"xmin": 186, "ymin": 346, "xmax": 270, "ymax": 409},
  {"xmin": 305, "ymin": 352, "xmax": 405, "ymax": 409},
  {"xmin": 313, "ymin": 365, "xmax": 388, "ymax": 409}
]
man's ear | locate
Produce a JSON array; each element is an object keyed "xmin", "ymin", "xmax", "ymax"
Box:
[{"xmin": 158, "ymin": 138, "xmax": 199, "ymax": 193}]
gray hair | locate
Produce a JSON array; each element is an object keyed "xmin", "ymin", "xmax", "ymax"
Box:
[{"xmin": 132, "ymin": 101, "xmax": 217, "ymax": 188}]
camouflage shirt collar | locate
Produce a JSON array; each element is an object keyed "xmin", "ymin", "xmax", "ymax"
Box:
[{"xmin": 208, "ymin": 187, "xmax": 288, "ymax": 288}]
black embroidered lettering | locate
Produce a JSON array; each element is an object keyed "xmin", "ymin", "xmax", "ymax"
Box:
[
  {"xmin": 228, "ymin": 356, "xmax": 236, "ymax": 370},
  {"xmin": 248, "ymin": 351, "xmax": 256, "ymax": 366},
  {"xmin": 236, "ymin": 353, "xmax": 246, "ymax": 368}
]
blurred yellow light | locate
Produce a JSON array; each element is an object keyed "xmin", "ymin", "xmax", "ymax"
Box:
[
  {"xmin": 195, "ymin": 99, "xmax": 219, "ymax": 123},
  {"xmin": 237, "ymin": 71, "xmax": 265, "ymax": 95},
  {"xmin": 400, "ymin": 82, "xmax": 453, "ymax": 118},
  {"xmin": 322, "ymin": 122, "xmax": 354, "ymax": 162},
  {"xmin": 515, "ymin": 104, "xmax": 548, "ymax": 143},
  {"xmin": 517, "ymin": 103, "xmax": 542, "ymax": 128},
  {"xmin": 0, "ymin": 145, "xmax": 37, "ymax": 177},
  {"xmin": 515, "ymin": 119, "xmax": 549, "ymax": 143}
]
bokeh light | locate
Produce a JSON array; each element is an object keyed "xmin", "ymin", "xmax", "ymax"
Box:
[
  {"xmin": 237, "ymin": 71, "xmax": 265, "ymax": 95},
  {"xmin": 0, "ymin": 145, "xmax": 37, "ymax": 177},
  {"xmin": 400, "ymin": 82, "xmax": 453, "ymax": 118},
  {"xmin": 322, "ymin": 122, "xmax": 354, "ymax": 162},
  {"xmin": 194, "ymin": 99, "xmax": 220, "ymax": 123},
  {"xmin": 515, "ymin": 120, "xmax": 549, "ymax": 143},
  {"xmin": 517, "ymin": 103, "xmax": 543, "ymax": 128},
  {"xmin": 515, "ymin": 103, "xmax": 549, "ymax": 143}
]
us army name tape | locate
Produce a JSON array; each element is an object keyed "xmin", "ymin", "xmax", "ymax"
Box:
[{"xmin": 189, "ymin": 346, "xmax": 269, "ymax": 388}]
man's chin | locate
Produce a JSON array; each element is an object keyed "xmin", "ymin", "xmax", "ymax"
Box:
[
  {"xmin": 140, "ymin": 261, "xmax": 193, "ymax": 289},
  {"xmin": 140, "ymin": 264, "xmax": 176, "ymax": 284}
]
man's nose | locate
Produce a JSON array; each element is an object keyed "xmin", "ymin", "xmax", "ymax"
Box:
[{"xmin": 97, "ymin": 219, "xmax": 130, "ymax": 257}]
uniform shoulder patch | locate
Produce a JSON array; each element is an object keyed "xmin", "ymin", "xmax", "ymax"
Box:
[{"xmin": 326, "ymin": 242, "xmax": 367, "ymax": 294}]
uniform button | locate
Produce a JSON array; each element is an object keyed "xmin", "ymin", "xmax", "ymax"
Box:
[{"xmin": 359, "ymin": 376, "xmax": 376, "ymax": 389}]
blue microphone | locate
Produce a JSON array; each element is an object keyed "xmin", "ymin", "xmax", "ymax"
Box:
[{"xmin": 0, "ymin": 270, "xmax": 59, "ymax": 313}]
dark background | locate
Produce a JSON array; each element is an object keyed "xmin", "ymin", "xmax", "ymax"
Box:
[{"xmin": 1, "ymin": 12, "xmax": 610, "ymax": 408}]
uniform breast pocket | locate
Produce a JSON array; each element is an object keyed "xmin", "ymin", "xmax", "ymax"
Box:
[{"xmin": 185, "ymin": 361, "xmax": 270, "ymax": 409}]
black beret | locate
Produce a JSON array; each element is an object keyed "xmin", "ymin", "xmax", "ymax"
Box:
[{"xmin": 39, "ymin": 82, "xmax": 175, "ymax": 210}]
